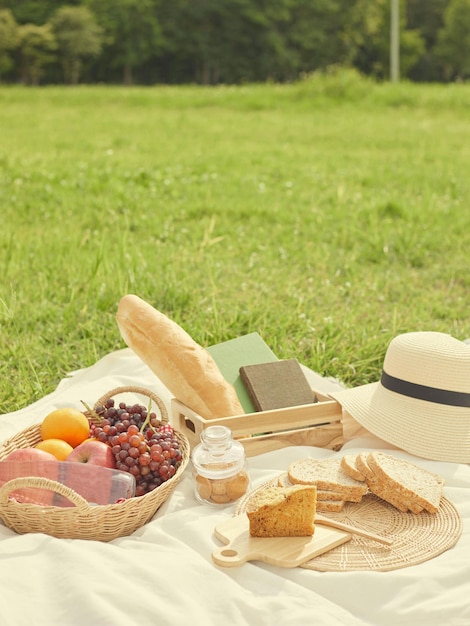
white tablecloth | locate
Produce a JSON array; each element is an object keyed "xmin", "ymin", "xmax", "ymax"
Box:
[{"xmin": 1, "ymin": 349, "xmax": 469, "ymax": 626}]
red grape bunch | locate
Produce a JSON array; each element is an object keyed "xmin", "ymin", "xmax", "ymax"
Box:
[{"xmin": 91, "ymin": 398, "xmax": 183, "ymax": 497}]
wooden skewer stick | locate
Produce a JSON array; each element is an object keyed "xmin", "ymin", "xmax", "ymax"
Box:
[{"xmin": 315, "ymin": 515, "xmax": 393, "ymax": 546}]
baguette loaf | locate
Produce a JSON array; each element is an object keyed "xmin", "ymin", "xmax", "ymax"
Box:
[{"xmin": 116, "ymin": 294, "xmax": 244, "ymax": 420}]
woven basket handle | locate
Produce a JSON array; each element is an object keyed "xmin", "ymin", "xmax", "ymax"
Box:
[
  {"xmin": 93, "ymin": 386, "xmax": 168, "ymax": 424},
  {"xmin": 0, "ymin": 477, "xmax": 90, "ymax": 513}
]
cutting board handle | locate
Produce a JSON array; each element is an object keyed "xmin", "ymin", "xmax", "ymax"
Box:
[{"xmin": 212, "ymin": 543, "xmax": 251, "ymax": 567}]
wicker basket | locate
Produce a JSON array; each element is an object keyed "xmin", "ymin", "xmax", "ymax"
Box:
[{"xmin": 0, "ymin": 386, "xmax": 190, "ymax": 541}]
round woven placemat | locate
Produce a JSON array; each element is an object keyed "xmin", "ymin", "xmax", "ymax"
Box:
[{"xmin": 236, "ymin": 479, "xmax": 462, "ymax": 572}]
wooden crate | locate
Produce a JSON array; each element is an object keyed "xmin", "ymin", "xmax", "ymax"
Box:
[{"xmin": 172, "ymin": 391, "xmax": 344, "ymax": 457}]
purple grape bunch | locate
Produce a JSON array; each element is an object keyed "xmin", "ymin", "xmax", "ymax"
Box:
[{"xmin": 91, "ymin": 398, "xmax": 183, "ymax": 497}]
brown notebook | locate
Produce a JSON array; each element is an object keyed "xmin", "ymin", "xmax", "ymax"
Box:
[{"xmin": 239, "ymin": 359, "xmax": 316, "ymax": 412}]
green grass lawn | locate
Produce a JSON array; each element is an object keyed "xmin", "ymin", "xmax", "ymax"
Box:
[{"xmin": 1, "ymin": 71, "xmax": 470, "ymax": 413}]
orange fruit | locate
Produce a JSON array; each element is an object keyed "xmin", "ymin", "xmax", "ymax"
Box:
[
  {"xmin": 35, "ymin": 439, "xmax": 74, "ymax": 461},
  {"xmin": 40, "ymin": 408, "xmax": 90, "ymax": 448}
]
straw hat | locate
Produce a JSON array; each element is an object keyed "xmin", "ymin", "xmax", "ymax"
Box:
[{"xmin": 329, "ymin": 332, "xmax": 470, "ymax": 463}]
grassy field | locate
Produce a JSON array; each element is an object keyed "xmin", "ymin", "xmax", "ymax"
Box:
[{"xmin": 1, "ymin": 70, "xmax": 470, "ymax": 414}]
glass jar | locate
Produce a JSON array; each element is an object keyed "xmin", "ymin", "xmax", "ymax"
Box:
[{"xmin": 191, "ymin": 425, "xmax": 250, "ymax": 506}]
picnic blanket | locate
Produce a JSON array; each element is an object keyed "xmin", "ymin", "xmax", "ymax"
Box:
[{"xmin": 1, "ymin": 348, "xmax": 469, "ymax": 626}]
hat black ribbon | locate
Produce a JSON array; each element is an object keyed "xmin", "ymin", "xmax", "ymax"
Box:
[{"xmin": 381, "ymin": 370, "xmax": 470, "ymax": 407}]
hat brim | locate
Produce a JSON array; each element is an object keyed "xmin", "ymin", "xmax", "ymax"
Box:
[{"xmin": 330, "ymin": 382, "xmax": 470, "ymax": 464}]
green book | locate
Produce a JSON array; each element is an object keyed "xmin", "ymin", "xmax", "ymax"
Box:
[{"xmin": 207, "ymin": 332, "xmax": 278, "ymax": 413}]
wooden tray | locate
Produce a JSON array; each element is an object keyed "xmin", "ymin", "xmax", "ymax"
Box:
[
  {"xmin": 212, "ymin": 514, "xmax": 351, "ymax": 568},
  {"xmin": 172, "ymin": 390, "xmax": 344, "ymax": 457}
]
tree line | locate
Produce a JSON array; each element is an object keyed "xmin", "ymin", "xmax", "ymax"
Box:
[{"xmin": 0, "ymin": 0, "xmax": 469, "ymax": 86}]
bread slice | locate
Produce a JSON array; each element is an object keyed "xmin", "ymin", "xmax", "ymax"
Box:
[
  {"xmin": 277, "ymin": 472, "xmax": 345, "ymax": 512},
  {"xmin": 355, "ymin": 452, "xmax": 423, "ymax": 513},
  {"xmin": 341, "ymin": 454, "xmax": 366, "ymax": 482},
  {"xmin": 316, "ymin": 499, "xmax": 345, "ymax": 513},
  {"xmin": 351, "ymin": 454, "xmax": 419, "ymax": 511},
  {"xmin": 287, "ymin": 457, "xmax": 368, "ymax": 499},
  {"xmin": 355, "ymin": 452, "xmax": 375, "ymax": 480},
  {"xmin": 246, "ymin": 485, "xmax": 317, "ymax": 537},
  {"xmin": 367, "ymin": 452, "xmax": 444, "ymax": 514},
  {"xmin": 277, "ymin": 472, "xmax": 343, "ymax": 500}
]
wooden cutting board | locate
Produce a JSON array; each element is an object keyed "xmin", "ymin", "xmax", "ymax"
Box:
[{"xmin": 212, "ymin": 514, "xmax": 351, "ymax": 568}]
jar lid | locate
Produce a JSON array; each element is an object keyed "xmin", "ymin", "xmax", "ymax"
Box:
[
  {"xmin": 201, "ymin": 425, "xmax": 231, "ymax": 447},
  {"xmin": 192, "ymin": 425, "xmax": 246, "ymax": 479}
]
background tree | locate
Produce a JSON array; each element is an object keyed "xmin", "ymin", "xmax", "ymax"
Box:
[
  {"xmin": 86, "ymin": 0, "xmax": 162, "ymax": 84},
  {"xmin": 17, "ymin": 23, "xmax": 57, "ymax": 84},
  {"xmin": 406, "ymin": 0, "xmax": 447, "ymax": 81},
  {"xmin": 346, "ymin": 0, "xmax": 390, "ymax": 75},
  {"xmin": 49, "ymin": 5, "xmax": 102, "ymax": 84},
  {"xmin": 0, "ymin": 9, "xmax": 19, "ymax": 80},
  {"xmin": 0, "ymin": 0, "xmax": 467, "ymax": 85},
  {"xmin": 156, "ymin": 0, "xmax": 356, "ymax": 85},
  {"xmin": 284, "ymin": 0, "xmax": 355, "ymax": 76},
  {"xmin": 0, "ymin": 0, "xmax": 81, "ymax": 25},
  {"xmin": 347, "ymin": 0, "xmax": 425, "ymax": 79},
  {"xmin": 156, "ymin": 0, "xmax": 252, "ymax": 85},
  {"xmin": 435, "ymin": 0, "xmax": 470, "ymax": 79}
]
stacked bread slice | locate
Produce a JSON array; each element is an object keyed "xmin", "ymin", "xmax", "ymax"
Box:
[
  {"xmin": 281, "ymin": 457, "xmax": 368, "ymax": 512},
  {"xmin": 277, "ymin": 472, "xmax": 347, "ymax": 512},
  {"xmin": 341, "ymin": 451, "xmax": 445, "ymax": 514},
  {"xmin": 283, "ymin": 452, "xmax": 445, "ymax": 515}
]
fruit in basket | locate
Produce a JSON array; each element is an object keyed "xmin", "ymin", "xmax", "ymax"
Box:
[
  {"xmin": 35, "ymin": 438, "xmax": 74, "ymax": 461},
  {"xmin": 66, "ymin": 439, "xmax": 116, "ymax": 468},
  {"xmin": 91, "ymin": 398, "xmax": 183, "ymax": 497},
  {"xmin": 4, "ymin": 448, "xmax": 57, "ymax": 462},
  {"xmin": 40, "ymin": 408, "xmax": 90, "ymax": 448}
]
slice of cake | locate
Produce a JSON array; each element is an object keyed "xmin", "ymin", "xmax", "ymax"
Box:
[{"xmin": 246, "ymin": 485, "xmax": 317, "ymax": 537}]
